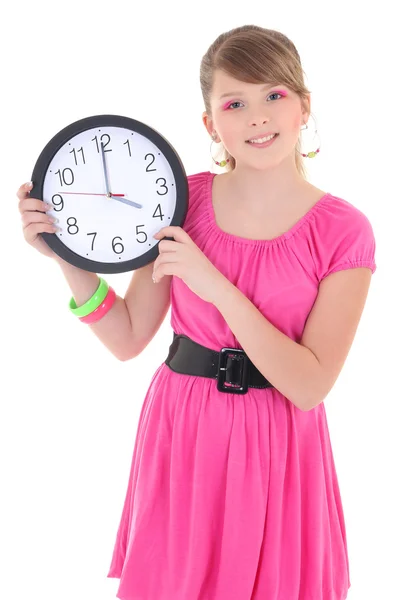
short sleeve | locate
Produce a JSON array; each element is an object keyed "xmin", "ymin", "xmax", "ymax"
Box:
[{"xmin": 317, "ymin": 200, "xmax": 377, "ymax": 282}]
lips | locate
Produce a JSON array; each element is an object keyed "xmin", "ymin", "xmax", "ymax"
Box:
[
  {"xmin": 246, "ymin": 132, "xmax": 278, "ymax": 142},
  {"xmin": 246, "ymin": 134, "xmax": 279, "ymax": 150}
]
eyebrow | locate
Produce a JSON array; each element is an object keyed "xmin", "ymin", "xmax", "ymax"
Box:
[{"xmin": 219, "ymin": 83, "xmax": 283, "ymax": 100}]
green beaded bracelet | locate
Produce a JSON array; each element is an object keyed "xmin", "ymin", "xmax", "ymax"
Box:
[{"xmin": 69, "ymin": 277, "xmax": 109, "ymax": 318}]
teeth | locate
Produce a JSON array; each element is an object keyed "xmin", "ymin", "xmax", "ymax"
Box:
[{"xmin": 249, "ymin": 134, "xmax": 276, "ymax": 143}]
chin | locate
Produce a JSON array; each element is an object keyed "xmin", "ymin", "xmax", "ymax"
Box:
[{"xmin": 241, "ymin": 159, "xmax": 281, "ymax": 172}]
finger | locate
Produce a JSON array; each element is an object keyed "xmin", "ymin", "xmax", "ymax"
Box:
[
  {"xmin": 155, "ymin": 226, "xmax": 187, "ymax": 242},
  {"xmin": 21, "ymin": 210, "xmax": 57, "ymax": 228},
  {"xmin": 154, "ymin": 253, "xmax": 179, "ymax": 265},
  {"xmin": 155, "ymin": 264, "xmax": 177, "ymax": 280},
  {"xmin": 23, "ymin": 221, "xmax": 59, "ymax": 242},
  {"xmin": 19, "ymin": 197, "xmax": 52, "ymax": 215},
  {"xmin": 16, "ymin": 181, "xmax": 49, "ymax": 214},
  {"xmin": 19, "ymin": 196, "xmax": 52, "ymax": 216},
  {"xmin": 16, "ymin": 181, "xmax": 34, "ymax": 201},
  {"xmin": 152, "ymin": 263, "xmax": 162, "ymax": 282},
  {"xmin": 158, "ymin": 239, "xmax": 178, "ymax": 252}
]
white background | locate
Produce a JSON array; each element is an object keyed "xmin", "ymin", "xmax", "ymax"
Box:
[{"xmin": 1, "ymin": 1, "xmax": 398, "ymax": 599}]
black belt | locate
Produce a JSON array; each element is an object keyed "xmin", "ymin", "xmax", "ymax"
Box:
[{"xmin": 164, "ymin": 333, "xmax": 274, "ymax": 395}]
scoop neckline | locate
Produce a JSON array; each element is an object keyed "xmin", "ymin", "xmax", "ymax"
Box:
[{"xmin": 206, "ymin": 170, "xmax": 332, "ymax": 246}]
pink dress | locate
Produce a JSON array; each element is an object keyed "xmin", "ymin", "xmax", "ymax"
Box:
[{"xmin": 107, "ymin": 170, "xmax": 377, "ymax": 600}]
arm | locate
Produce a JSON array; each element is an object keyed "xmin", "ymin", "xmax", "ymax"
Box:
[
  {"xmin": 55, "ymin": 257, "xmax": 172, "ymax": 361},
  {"xmin": 212, "ymin": 267, "xmax": 373, "ymax": 411}
]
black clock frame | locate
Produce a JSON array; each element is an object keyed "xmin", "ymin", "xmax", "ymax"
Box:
[{"xmin": 31, "ymin": 114, "xmax": 188, "ymax": 274}]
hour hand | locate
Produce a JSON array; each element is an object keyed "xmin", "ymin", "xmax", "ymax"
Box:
[
  {"xmin": 100, "ymin": 142, "xmax": 112, "ymax": 195},
  {"xmin": 110, "ymin": 195, "xmax": 143, "ymax": 209}
]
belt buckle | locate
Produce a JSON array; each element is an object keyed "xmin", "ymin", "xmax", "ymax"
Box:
[{"xmin": 217, "ymin": 347, "xmax": 249, "ymax": 394}]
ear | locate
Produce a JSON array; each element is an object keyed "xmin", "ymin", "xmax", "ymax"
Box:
[
  {"xmin": 301, "ymin": 94, "xmax": 311, "ymax": 125},
  {"xmin": 202, "ymin": 111, "xmax": 215, "ymax": 138}
]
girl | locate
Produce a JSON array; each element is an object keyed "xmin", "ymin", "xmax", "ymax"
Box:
[{"xmin": 17, "ymin": 24, "xmax": 376, "ymax": 600}]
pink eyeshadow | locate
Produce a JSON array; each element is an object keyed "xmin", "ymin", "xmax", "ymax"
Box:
[{"xmin": 222, "ymin": 100, "xmax": 233, "ymax": 110}]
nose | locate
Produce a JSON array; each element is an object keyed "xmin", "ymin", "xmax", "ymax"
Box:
[{"xmin": 249, "ymin": 116, "xmax": 269, "ymax": 126}]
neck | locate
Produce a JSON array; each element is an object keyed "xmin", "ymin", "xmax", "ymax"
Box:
[{"xmin": 226, "ymin": 155, "xmax": 309, "ymax": 213}]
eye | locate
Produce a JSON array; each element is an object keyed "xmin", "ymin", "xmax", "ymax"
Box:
[
  {"xmin": 226, "ymin": 92, "xmax": 283, "ymax": 110},
  {"xmin": 227, "ymin": 101, "xmax": 243, "ymax": 110},
  {"xmin": 268, "ymin": 92, "xmax": 283, "ymax": 101}
]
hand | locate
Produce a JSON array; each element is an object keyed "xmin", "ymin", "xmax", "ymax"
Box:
[
  {"xmin": 17, "ymin": 181, "xmax": 59, "ymax": 259},
  {"xmin": 152, "ymin": 226, "xmax": 228, "ymax": 305}
]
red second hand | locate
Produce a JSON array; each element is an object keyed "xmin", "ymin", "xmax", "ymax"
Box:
[{"xmin": 59, "ymin": 192, "xmax": 125, "ymax": 196}]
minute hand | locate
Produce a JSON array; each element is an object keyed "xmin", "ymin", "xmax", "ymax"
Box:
[
  {"xmin": 100, "ymin": 142, "xmax": 112, "ymax": 195},
  {"xmin": 110, "ymin": 195, "xmax": 143, "ymax": 209}
]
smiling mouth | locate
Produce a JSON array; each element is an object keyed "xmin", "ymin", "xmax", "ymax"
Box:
[{"xmin": 246, "ymin": 133, "xmax": 279, "ymax": 143}]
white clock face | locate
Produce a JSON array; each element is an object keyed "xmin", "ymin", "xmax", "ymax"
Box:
[{"xmin": 43, "ymin": 126, "xmax": 177, "ymax": 263}]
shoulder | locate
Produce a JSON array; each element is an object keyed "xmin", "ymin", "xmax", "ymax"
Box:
[
  {"xmin": 178, "ymin": 171, "xmax": 212, "ymax": 227},
  {"xmin": 316, "ymin": 191, "xmax": 375, "ymax": 238},
  {"xmin": 313, "ymin": 192, "xmax": 377, "ymax": 279},
  {"xmin": 184, "ymin": 171, "xmax": 211, "ymax": 209},
  {"xmin": 186, "ymin": 170, "xmax": 210, "ymax": 189}
]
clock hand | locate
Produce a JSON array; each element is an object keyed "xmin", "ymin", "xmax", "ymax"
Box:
[
  {"xmin": 110, "ymin": 195, "xmax": 143, "ymax": 209},
  {"xmin": 99, "ymin": 143, "xmax": 140, "ymax": 207},
  {"xmin": 60, "ymin": 192, "xmax": 126, "ymax": 197},
  {"xmin": 56, "ymin": 191, "xmax": 142, "ymax": 207},
  {"xmin": 100, "ymin": 142, "xmax": 112, "ymax": 196}
]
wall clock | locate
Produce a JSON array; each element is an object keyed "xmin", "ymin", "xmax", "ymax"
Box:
[{"xmin": 30, "ymin": 114, "xmax": 188, "ymax": 273}]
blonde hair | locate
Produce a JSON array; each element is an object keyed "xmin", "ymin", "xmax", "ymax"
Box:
[{"xmin": 200, "ymin": 25, "xmax": 314, "ymax": 180}]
